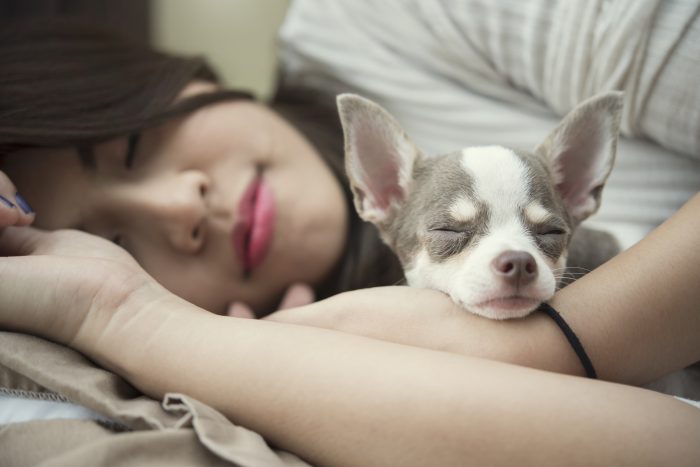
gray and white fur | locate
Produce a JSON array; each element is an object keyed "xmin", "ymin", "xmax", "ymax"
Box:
[{"xmin": 337, "ymin": 92, "xmax": 623, "ymax": 320}]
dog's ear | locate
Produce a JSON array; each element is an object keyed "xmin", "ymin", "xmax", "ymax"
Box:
[
  {"xmin": 535, "ymin": 91, "xmax": 623, "ymax": 224},
  {"xmin": 337, "ymin": 94, "xmax": 419, "ymax": 224}
]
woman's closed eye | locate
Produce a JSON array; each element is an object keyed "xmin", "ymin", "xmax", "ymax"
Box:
[{"xmin": 124, "ymin": 133, "xmax": 141, "ymax": 169}]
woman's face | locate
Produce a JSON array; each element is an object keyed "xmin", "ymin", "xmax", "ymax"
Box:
[{"xmin": 4, "ymin": 83, "xmax": 349, "ymax": 315}]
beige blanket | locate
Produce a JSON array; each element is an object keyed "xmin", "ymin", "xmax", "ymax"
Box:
[{"xmin": 0, "ymin": 332, "xmax": 308, "ymax": 467}]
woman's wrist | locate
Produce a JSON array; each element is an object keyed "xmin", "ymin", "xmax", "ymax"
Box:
[
  {"xmin": 71, "ymin": 279, "xmax": 186, "ymax": 379},
  {"xmin": 443, "ymin": 306, "xmax": 588, "ymax": 376}
]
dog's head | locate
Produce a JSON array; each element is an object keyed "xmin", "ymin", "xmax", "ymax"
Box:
[{"xmin": 337, "ymin": 92, "xmax": 623, "ymax": 319}]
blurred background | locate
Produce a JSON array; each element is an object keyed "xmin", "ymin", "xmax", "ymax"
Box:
[{"xmin": 0, "ymin": 0, "xmax": 290, "ymax": 100}]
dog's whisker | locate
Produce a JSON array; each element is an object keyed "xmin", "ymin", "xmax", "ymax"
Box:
[
  {"xmin": 555, "ymin": 271, "xmax": 585, "ymax": 278},
  {"xmin": 391, "ymin": 277, "xmax": 407, "ymax": 286},
  {"xmin": 553, "ymin": 266, "xmax": 592, "ymax": 273}
]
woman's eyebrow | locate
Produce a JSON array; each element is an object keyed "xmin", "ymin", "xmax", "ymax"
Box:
[{"xmin": 77, "ymin": 145, "xmax": 96, "ymax": 170}]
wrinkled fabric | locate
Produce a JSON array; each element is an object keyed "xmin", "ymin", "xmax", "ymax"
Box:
[
  {"xmin": 0, "ymin": 332, "xmax": 309, "ymax": 467},
  {"xmin": 282, "ymin": 0, "xmax": 700, "ymax": 159}
]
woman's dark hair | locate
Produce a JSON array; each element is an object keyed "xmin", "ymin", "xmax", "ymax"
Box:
[
  {"xmin": 0, "ymin": 18, "xmax": 251, "ymax": 154},
  {"xmin": 0, "ymin": 18, "xmax": 403, "ymax": 299}
]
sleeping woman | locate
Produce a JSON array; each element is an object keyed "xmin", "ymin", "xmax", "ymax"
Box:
[{"xmin": 1, "ymin": 15, "xmax": 699, "ymax": 467}]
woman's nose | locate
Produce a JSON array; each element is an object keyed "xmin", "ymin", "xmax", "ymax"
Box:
[{"xmin": 127, "ymin": 171, "xmax": 210, "ymax": 254}]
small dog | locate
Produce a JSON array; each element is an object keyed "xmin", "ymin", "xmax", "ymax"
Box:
[{"xmin": 337, "ymin": 92, "xmax": 623, "ymax": 319}]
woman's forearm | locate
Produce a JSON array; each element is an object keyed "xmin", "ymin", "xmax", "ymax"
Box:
[
  {"xmin": 53, "ymin": 194, "xmax": 700, "ymax": 465},
  {"xmin": 83, "ymin": 291, "xmax": 700, "ymax": 467}
]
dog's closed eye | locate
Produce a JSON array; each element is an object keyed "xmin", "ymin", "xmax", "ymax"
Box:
[
  {"xmin": 533, "ymin": 225, "xmax": 568, "ymax": 259},
  {"xmin": 538, "ymin": 227, "xmax": 566, "ymax": 236},
  {"xmin": 429, "ymin": 226, "xmax": 471, "ymax": 234},
  {"xmin": 425, "ymin": 227, "xmax": 472, "ymax": 258}
]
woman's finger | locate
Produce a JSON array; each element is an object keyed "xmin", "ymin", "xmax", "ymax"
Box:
[
  {"xmin": 12, "ymin": 193, "xmax": 35, "ymax": 226},
  {"xmin": 263, "ymin": 284, "xmax": 318, "ymax": 325},
  {"xmin": 0, "ymin": 170, "xmax": 35, "ymax": 227},
  {"xmin": 0, "ymin": 194, "xmax": 22, "ymax": 229},
  {"xmin": 229, "ymin": 284, "xmax": 315, "ymax": 320},
  {"xmin": 277, "ymin": 283, "xmax": 315, "ymax": 310},
  {"xmin": 226, "ymin": 302, "xmax": 256, "ymax": 319}
]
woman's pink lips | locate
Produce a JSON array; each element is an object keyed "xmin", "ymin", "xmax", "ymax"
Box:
[{"xmin": 232, "ymin": 176, "xmax": 276, "ymax": 275}]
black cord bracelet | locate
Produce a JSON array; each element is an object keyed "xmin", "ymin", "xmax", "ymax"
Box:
[{"xmin": 538, "ymin": 302, "xmax": 597, "ymax": 379}]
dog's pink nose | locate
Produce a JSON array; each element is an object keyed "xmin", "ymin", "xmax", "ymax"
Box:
[{"xmin": 491, "ymin": 251, "xmax": 537, "ymax": 287}]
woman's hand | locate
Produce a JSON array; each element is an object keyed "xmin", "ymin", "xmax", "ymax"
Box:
[
  {"xmin": 0, "ymin": 226, "xmax": 165, "ymax": 347},
  {"xmin": 0, "ymin": 170, "xmax": 34, "ymax": 230},
  {"xmin": 226, "ymin": 283, "xmax": 315, "ymax": 318}
]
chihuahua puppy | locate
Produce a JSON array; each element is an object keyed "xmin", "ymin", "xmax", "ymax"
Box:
[{"xmin": 337, "ymin": 92, "xmax": 623, "ymax": 320}]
